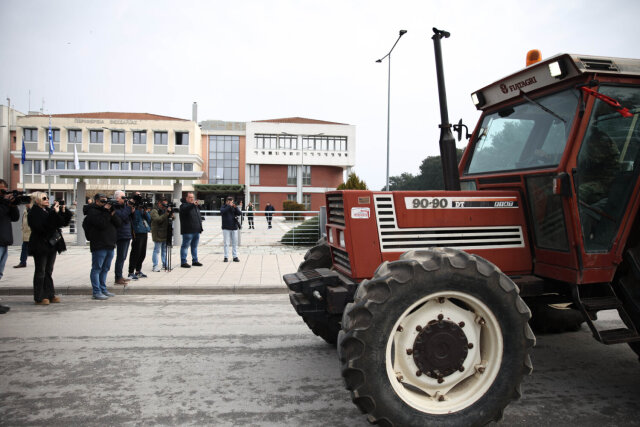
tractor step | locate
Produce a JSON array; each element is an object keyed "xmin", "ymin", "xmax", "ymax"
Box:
[
  {"xmin": 581, "ymin": 296, "xmax": 621, "ymax": 312},
  {"xmin": 572, "ymin": 283, "xmax": 640, "ymax": 345},
  {"xmin": 285, "ymin": 268, "xmax": 357, "ymax": 316},
  {"xmin": 598, "ymin": 328, "xmax": 640, "ymax": 344}
]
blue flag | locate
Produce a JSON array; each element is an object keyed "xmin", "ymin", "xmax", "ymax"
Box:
[
  {"xmin": 48, "ymin": 116, "xmax": 54, "ymax": 155},
  {"xmin": 21, "ymin": 135, "xmax": 26, "ymax": 164}
]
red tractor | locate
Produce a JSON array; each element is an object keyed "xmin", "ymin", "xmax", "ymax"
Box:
[{"xmin": 284, "ymin": 28, "xmax": 640, "ymax": 425}]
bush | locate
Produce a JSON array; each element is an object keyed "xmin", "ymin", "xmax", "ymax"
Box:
[
  {"xmin": 281, "ymin": 216, "xmax": 320, "ymax": 246},
  {"xmin": 282, "ymin": 200, "xmax": 305, "ymax": 221}
]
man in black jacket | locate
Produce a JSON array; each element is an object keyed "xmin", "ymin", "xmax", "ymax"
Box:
[
  {"xmin": 220, "ymin": 196, "xmax": 241, "ymax": 262},
  {"xmin": 84, "ymin": 194, "xmax": 122, "ymax": 300},
  {"xmin": 0, "ymin": 179, "xmax": 19, "ymax": 313},
  {"xmin": 179, "ymin": 192, "xmax": 203, "ymax": 268}
]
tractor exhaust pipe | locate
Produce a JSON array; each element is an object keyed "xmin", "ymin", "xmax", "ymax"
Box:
[{"xmin": 432, "ymin": 28, "xmax": 461, "ymax": 191}]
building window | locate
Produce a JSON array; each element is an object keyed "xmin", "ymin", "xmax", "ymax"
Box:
[
  {"xmin": 111, "ymin": 131, "xmax": 125, "ymax": 144},
  {"xmin": 173, "ymin": 163, "xmax": 182, "ymax": 171},
  {"xmin": 56, "ymin": 160, "xmax": 65, "ymax": 169},
  {"xmin": 302, "ymin": 165, "xmax": 311, "ymax": 185},
  {"xmin": 24, "ymin": 128, "xmax": 38, "ymax": 142},
  {"xmin": 152, "ymin": 162, "xmax": 161, "ymax": 171},
  {"xmin": 121, "ymin": 162, "xmax": 129, "ymax": 170},
  {"xmin": 208, "ymin": 135, "xmax": 239, "ymax": 184},
  {"xmin": 303, "ymin": 194, "xmax": 311, "ymax": 210},
  {"xmin": 142, "ymin": 162, "xmax": 151, "ymax": 171},
  {"xmin": 90, "ymin": 130, "xmax": 103, "ymax": 143},
  {"xmin": 279, "ymin": 135, "xmax": 298, "ymax": 149},
  {"xmin": 184, "ymin": 163, "xmax": 193, "ymax": 171},
  {"xmin": 287, "ymin": 165, "xmax": 297, "ymax": 185},
  {"xmin": 250, "ymin": 193, "xmax": 260, "ymax": 211},
  {"xmin": 100, "ymin": 161, "xmax": 108, "ymax": 170},
  {"xmin": 287, "ymin": 194, "xmax": 297, "ymax": 201},
  {"xmin": 154, "ymin": 131, "xmax": 168, "ymax": 145},
  {"xmin": 23, "ymin": 160, "xmax": 42, "ymax": 179},
  {"xmin": 133, "ymin": 131, "xmax": 147, "ymax": 145},
  {"xmin": 50, "ymin": 129, "xmax": 60, "ymax": 142},
  {"xmin": 250, "ymin": 164, "xmax": 260, "ymax": 185},
  {"xmin": 111, "ymin": 162, "xmax": 120, "ymax": 170},
  {"xmin": 69, "ymin": 129, "xmax": 82, "ymax": 143},
  {"xmin": 176, "ymin": 132, "xmax": 189, "ymax": 145},
  {"xmin": 13, "ymin": 163, "xmax": 19, "ymax": 171},
  {"xmin": 302, "ymin": 135, "xmax": 347, "ymax": 151},
  {"xmin": 255, "ymin": 134, "xmax": 277, "ymax": 149},
  {"xmin": 89, "ymin": 161, "xmax": 98, "ymax": 170},
  {"xmin": 163, "ymin": 163, "xmax": 171, "ymax": 171},
  {"xmin": 131, "ymin": 162, "xmax": 141, "ymax": 171}
]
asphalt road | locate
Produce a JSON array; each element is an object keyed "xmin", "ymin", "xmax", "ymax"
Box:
[{"xmin": 0, "ymin": 295, "xmax": 639, "ymax": 426}]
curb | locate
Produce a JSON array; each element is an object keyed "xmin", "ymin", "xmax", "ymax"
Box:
[{"xmin": 0, "ymin": 286, "xmax": 288, "ymax": 296}]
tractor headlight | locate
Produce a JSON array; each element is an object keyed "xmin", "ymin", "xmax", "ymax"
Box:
[{"xmin": 339, "ymin": 230, "xmax": 345, "ymax": 248}]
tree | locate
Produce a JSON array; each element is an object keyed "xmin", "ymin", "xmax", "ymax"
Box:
[
  {"xmin": 386, "ymin": 149, "xmax": 464, "ymax": 190},
  {"xmin": 338, "ymin": 173, "xmax": 368, "ymax": 190}
]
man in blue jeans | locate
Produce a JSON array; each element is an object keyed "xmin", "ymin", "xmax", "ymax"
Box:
[
  {"xmin": 84, "ymin": 194, "xmax": 121, "ymax": 300},
  {"xmin": 179, "ymin": 192, "xmax": 203, "ymax": 268},
  {"xmin": 113, "ymin": 190, "xmax": 135, "ymax": 285}
]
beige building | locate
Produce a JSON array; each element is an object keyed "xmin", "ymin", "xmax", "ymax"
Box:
[{"xmin": 10, "ymin": 111, "xmax": 203, "ymax": 201}]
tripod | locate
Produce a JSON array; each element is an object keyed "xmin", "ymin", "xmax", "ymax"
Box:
[{"xmin": 164, "ymin": 216, "xmax": 174, "ymax": 271}]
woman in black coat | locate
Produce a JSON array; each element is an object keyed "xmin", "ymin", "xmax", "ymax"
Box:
[{"xmin": 28, "ymin": 192, "xmax": 72, "ymax": 305}]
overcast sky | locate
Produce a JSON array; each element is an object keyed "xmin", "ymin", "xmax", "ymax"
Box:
[{"xmin": 2, "ymin": 0, "xmax": 639, "ymax": 190}]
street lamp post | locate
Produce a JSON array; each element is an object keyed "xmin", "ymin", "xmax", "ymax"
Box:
[{"xmin": 376, "ymin": 29, "xmax": 407, "ymax": 191}]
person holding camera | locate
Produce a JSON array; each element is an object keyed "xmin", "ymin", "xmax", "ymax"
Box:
[
  {"xmin": 27, "ymin": 192, "xmax": 72, "ymax": 305},
  {"xmin": 220, "ymin": 196, "xmax": 241, "ymax": 262},
  {"xmin": 0, "ymin": 179, "xmax": 20, "ymax": 313},
  {"xmin": 265, "ymin": 202, "xmax": 275, "ymax": 229},
  {"xmin": 151, "ymin": 197, "xmax": 173, "ymax": 272},
  {"xmin": 246, "ymin": 201, "xmax": 255, "ymax": 229},
  {"xmin": 113, "ymin": 190, "xmax": 135, "ymax": 285},
  {"xmin": 179, "ymin": 192, "xmax": 203, "ymax": 268},
  {"xmin": 128, "ymin": 196, "xmax": 151, "ymax": 280},
  {"xmin": 85, "ymin": 193, "xmax": 122, "ymax": 300}
]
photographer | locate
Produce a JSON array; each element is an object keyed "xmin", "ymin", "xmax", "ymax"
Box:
[
  {"xmin": 85, "ymin": 193, "xmax": 121, "ymax": 300},
  {"xmin": 0, "ymin": 179, "xmax": 20, "ymax": 314},
  {"xmin": 220, "ymin": 196, "xmax": 241, "ymax": 262},
  {"xmin": 113, "ymin": 190, "xmax": 135, "ymax": 285},
  {"xmin": 179, "ymin": 192, "xmax": 203, "ymax": 268},
  {"xmin": 27, "ymin": 192, "xmax": 72, "ymax": 305},
  {"xmin": 128, "ymin": 194, "xmax": 151, "ymax": 280},
  {"xmin": 150, "ymin": 197, "xmax": 173, "ymax": 272}
]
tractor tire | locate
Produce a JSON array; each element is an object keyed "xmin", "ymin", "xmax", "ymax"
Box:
[
  {"xmin": 613, "ymin": 246, "xmax": 640, "ymax": 359},
  {"xmin": 298, "ymin": 237, "xmax": 330, "ymax": 272},
  {"xmin": 338, "ymin": 248, "xmax": 535, "ymax": 426},
  {"xmin": 297, "ymin": 238, "xmax": 341, "ymax": 345},
  {"xmin": 526, "ymin": 301, "xmax": 585, "ymax": 334}
]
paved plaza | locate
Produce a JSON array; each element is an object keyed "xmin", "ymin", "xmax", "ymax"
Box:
[{"xmin": 0, "ymin": 216, "xmax": 308, "ymax": 296}]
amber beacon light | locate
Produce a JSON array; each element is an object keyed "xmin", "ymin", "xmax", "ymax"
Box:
[{"xmin": 526, "ymin": 49, "xmax": 542, "ymax": 66}]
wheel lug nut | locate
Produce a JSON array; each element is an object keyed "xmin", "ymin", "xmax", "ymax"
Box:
[
  {"xmin": 437, "ymin": 378, "xmax": 444, "ymax": 384},
  {"xmin": 397, "ymin": 375, "xmax": 404, "ymax": 382},
  {"xmin": 397, "ymin": 325, "xmax": 403, "ymax": 332},
  {"xmin": 416, "ymin": 325, "xmax": 422, "ymax": 332},
  {"xmin": 416, "ymin": 370, "xmax": 422, "ymax": 377},
  {"xmin": 468, "ymin": 343, "xmax": 474, "ymax": 349},
  {"xmin": 477, "ymin": 367, "xmax": 486, "ymax": 374},
  {"xmin": 459, "ymin": 366, "xmax": 465, "ymax": 372},
  {"xmin": 406, "ymin": 349, "xmax": 413, "ymax": 355},
  {"xmin": 458, "ymin": 321, "xmax": 465, "ymax": 328},
  {"xmin": 438, "ymin": 395, "xmax": 445, "ymax": 401},
  {"xmin": 438, "ymin": 297, "xmax": 445, "ymax": 303},
  {"xmin": 437, "ymin": 314, "xmax": 444, "ymax": 321}
]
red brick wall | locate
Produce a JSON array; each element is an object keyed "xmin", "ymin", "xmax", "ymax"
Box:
[
  {"xmin": 259, "ymin": 164, "xmax": 290, "ymax": 187},
  {"xmin": 310, "ymin": 165, "xmax": 343, "ymax": 188}
]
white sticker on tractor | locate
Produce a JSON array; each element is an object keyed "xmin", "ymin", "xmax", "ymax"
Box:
[{"xmin": 351, "ymin": 207, "xmax": 371, "ymax": 219}]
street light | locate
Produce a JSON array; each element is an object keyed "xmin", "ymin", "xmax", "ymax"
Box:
[{"xmin": 376, "ymin": 29, "xmax": 407, "ymax": 191}]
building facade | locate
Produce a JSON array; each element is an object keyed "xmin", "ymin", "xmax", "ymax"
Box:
[
  {"xmin": 200, "ymin": 117, "xmax": 355, "ymax": 212},
  {"xmin": 9, "ymin": 112, "xmax": 203, "ymax": 202}
]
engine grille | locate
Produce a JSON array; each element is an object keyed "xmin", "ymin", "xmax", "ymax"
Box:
[
  {"xmin": 373, "ymin": 194, "xmax": 525, "ymax": 252},
  {"xmin": 327, "ymin": 194, "xmax": 345, "ymax": 225},
  {"xmin": 332, "ymin": 247, "xmax": 352, "ymax": 273}
]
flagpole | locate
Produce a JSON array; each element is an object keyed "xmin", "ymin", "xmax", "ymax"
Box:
[{"xmin": 48, "ymin": 115, "xmax": 52, "ymax": 200}]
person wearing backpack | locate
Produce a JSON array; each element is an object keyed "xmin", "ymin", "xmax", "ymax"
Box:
[{"xmin": 84, "ymin": 194, "xmax": 121, "ymax": 300}]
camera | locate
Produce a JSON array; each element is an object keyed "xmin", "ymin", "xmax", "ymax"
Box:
[
  {"xmin": 165, "ymin": 201, "xmax": 177, "ymax": 208},
  {"xmin": 55, "ymin": 199, "xmax": 66, "ymax": 206},
  {"xmin": 0, "ymin": 189, "xmax": 31, "ymax": 205},
  {"xmin": 131, "ymin": 194, "xmax": 153, "ymax": 209}
]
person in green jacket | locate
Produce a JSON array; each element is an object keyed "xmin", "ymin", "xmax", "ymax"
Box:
[{"xmin": 150, "ymin": 197, "xmax": 173, "ymax": 272}]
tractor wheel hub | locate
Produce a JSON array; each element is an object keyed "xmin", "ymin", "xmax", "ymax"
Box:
[{"xmin": 412, "ymin": 319, "xmax": 469, "ymax": 379}]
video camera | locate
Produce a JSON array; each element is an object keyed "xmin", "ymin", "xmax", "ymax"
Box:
[
  {"xmin": 0, "ymin": 189, "xmax": 31, "ymax": 205},
  {"xmin": 55, "ymin": 199, "xmax": 66, "ymax": 206},
  {"xmin": 164, "ymin": 201, "xmax": 177, "ymax": 209},
  {"xmin": 131, "ymin": 194, "xmax": 154, "ymax": 209}
]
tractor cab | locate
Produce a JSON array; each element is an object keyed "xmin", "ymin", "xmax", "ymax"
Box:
[{"xmin": 459, "ymin": 53, "xmax": 640, "ymax": 285}]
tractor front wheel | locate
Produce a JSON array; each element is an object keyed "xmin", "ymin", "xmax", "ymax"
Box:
[{"xmin": 338, "ymin": 248, "xmax": 535, "ymax": 426}]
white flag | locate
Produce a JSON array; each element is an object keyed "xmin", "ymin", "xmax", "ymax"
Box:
[{"xmin": 73, "ymin": 143, "xmax": 80, "ymax": 169}]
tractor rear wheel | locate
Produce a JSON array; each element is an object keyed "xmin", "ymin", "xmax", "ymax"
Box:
[
  {"xmin": 297, "ymin": 238, "xmax": 341, "ymax": 345},
  {"xmin": 338, "ymin": 248, "xmax": 535, "ymax": 426}
]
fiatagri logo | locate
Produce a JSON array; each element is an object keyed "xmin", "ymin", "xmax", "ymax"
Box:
[{"xmin": 500, "ymin": 76, "xmax": 538, "ymax": 94}]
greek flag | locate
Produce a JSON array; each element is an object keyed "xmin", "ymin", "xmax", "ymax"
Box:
[
  {"xmin": 48, "ymin": 116, "xmax": 54, "ymax": 155},
  {"xmin": 21, "ymin": 135, "xmax": 26, "ymax": 164},
  {"xmin": 73, "ymin": 143, "xmax": 80, "ymax": 169}
]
